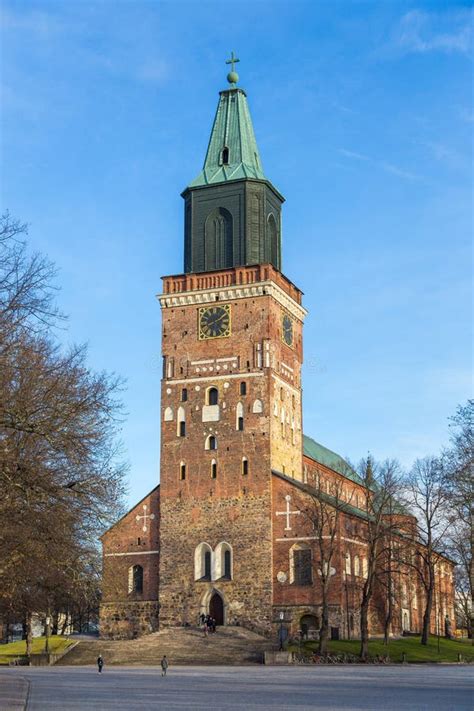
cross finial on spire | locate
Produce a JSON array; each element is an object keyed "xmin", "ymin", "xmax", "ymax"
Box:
[
  {"xmin": 226, "ymin": 51, "xmax": 240, "ymax": 72},
  {"xmin": 225, "ymin": 51, "xmax": 240, "ymax": 85}
]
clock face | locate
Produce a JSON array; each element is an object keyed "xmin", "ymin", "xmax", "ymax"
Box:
[
  {"xmin": 282, "ymin": 313, "xmax": 294, "ymax": 347},
  {"xmin": 198, "ymin": 304, "xmax": 231, "ymax": 340}
]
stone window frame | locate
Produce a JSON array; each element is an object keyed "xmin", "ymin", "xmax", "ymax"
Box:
[
  {"xmin": 177, "ymin": 406, "xmax": 186, "ymax": 437},
  {"xmin": 289, "ymin": 542, "xmax": 313, "ymax": 586},
  {"xmin": 214, "ymin": 541, "xmax": 233, "ymax": 581},
  {"xmin": 344, "ymin": 552, "xmax": 352, "ymax": 576},
  {"xmin": 128, "ymin": 564, "xmax": 144, "ymax": 594},
  {"xmin": 353, "ymin": 554, "xmax": 360, "ymax": 577},
  {"xmin": 206, "ymin": 386, "xmax": 219, "ymax": 406},
  {"xmin": 194, "ymin": 542, "xmax": 213, "ymax": 581},
  {"xmin": 236, "ymin": 401, "xmax": 244, "ymax": 431},
  {"xmin": 205, "ymin": 434, "xmax": 217, "ymax": 451}
]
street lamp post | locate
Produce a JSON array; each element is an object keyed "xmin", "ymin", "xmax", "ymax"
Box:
[
  {"xmin": 279, "ymin": 611, "xmax": 284, "ymax": 651},
  {"xmin": 277, "ymin": 571, "xmax": 288, "ymax": 651}
]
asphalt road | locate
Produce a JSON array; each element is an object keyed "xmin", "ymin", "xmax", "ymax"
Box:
[{"xmin": 0, "ymin": 665, "xmax": 472, "ymax": 710}]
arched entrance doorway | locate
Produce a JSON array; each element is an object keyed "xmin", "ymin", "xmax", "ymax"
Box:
[
  {"xmin": 209, "ymin": 592, "xmax": 224, "ymax": 625},
  {"xmin": 300, "ymin": 614, "xmax": 319, "ymax": 640}
]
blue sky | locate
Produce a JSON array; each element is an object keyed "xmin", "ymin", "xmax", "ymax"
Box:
[{"xmin": 1, "ymin": 0, "xmax": 472, "ymax": 506}]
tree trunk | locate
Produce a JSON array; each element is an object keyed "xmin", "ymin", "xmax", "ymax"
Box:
[
  {"xmin": 383, "ymin": 574, "xmax": 393, "ymax": 645},
  {"xmin": 60, "ymin": 612, "xmax": 69, "ymax": 636},
  {"xmin": 25, "ymin": 611, "xmax": 33, "ymax": 659},
  {"xmin": 44, "ymin": 605, "xmax": 51, "ymax": 654},
  {"xmin": 421, "ymin": 583, "xmax": 433, "ymax": 645},
  {"xmin": 52, "ymin": 610, "xmax": 59, "ymax": 635},
  {"xmin": 383, "ymin": 595, "xmax": 393, "ymax": 646},
  {"xmin": 318, "ymin": 593, "xmax": 329, "ymax": 655},
  {"xmin": 359, "ymin": 596, "xmax": 370, "ymax": 661}
]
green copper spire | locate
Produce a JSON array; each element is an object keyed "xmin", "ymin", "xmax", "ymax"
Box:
[
  {"xmin": 182, "ymin": 56, "xmax": 284, "ymax": 274},
  {"xmin": 188, "ymin": 55, "xmax": 267, "ymax": 188}
]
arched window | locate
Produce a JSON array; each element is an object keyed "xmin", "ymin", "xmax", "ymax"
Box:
[
  {"xmin": 221, "ymin": 146, "xmax": 229, "ymax": 165},
  {"xmin": 252, "ymin": 399, "xmax": 263, "ymax": 414},
  {"xmin": 236, "ymin": 402, "xmax": 244, "ymax": 431},
  {"xmin": 164, "ymin": 406, "xmax": 173, "ymax": 422},
  {"xmin": 266, "ymin": 213, "xmax": 279, "ymax": 268},
  {"xmin": 181, "ymin": 388, "xmax": 188, "ymax": 402},
  {"xmin": 354, "ymin": 555, "xmax": 360, "ymax": 576},
  {"xmin": 345, "ymin": 552, "xmax": 351, "ymax": 576},
  {"xmin": 242, "ymin": 457, "xmax": 248, "ymax": 476},
  {"xmin": 204, "ymin": 434, "xmax": 217, "ymax": 450},
  {"xmin": 177, "ymin": 406, "xmax": 185, "ymax": 437},
  {"xmin": 290, "ymin": 543, "xmax": 312, "ymax": 586},
  {"xmin": 215, "ymin": 542, "xmax": 233, "ymax": 580},
  {"xmin": 128, "ymin": 564, "xmax": 143, "ymax": 594},
  {"xmin": 179, "ymin": 461, "xmax": 186, "ymax": 481},
  {"xmin": 211, "ymin": 459, "xmax": 217, "ymax": 479},
  {"xmin": 204, "ymin": 208, "xmax": 233, "ymax": 270},
  {"xmin": 240, "ymin": 381, "xmax": 247, "ymax": 396},
  {"xmin": 194, "ymin": 543, "xmax": 212, "ymax": 581},
  {"xmin": 207, "ymin": 387, "xmax": 219, "ymax": 406},
  {"xmin": 362, "ymin": 557, "xmax": 368, "ymax": 578}
]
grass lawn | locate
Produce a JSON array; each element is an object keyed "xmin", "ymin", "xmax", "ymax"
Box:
[
  {"xmin": 0, "ymin": 635, "xmax": 73, "ymax": 665},
  {"xmin": 289, "ymin": 636, "xmax": 474, "ymax": 663}
]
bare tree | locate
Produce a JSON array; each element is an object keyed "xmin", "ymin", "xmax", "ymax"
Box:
[
  {"xmin": 445, "ymin": 401, "xmax": 473, "ymax": 639},
  {"xmin": 448, "ymin": 522, "xmax": 472, "ymax": 638},
  {"xmin": 357, "ymin": 457, "xmax": 402, "ymax": 661},
  {"xmin": 297, "ymin": 473, "xmax": 348, "ymax": 655},
  {"xmin": 0, "ymin": 214, "xmax": 127, "ymax": 649},
  {"xmin": 406, "ymin": 456, "xmax": 450, "ymax": 645}
]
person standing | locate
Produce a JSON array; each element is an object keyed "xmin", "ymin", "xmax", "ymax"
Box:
[
  {"xmin": 160, "ymin": 655, "xmax": 169, "ymax": 677},
  {"xmin": 97, "ymin": 655, "xmax": 104, "ymax": 673}
]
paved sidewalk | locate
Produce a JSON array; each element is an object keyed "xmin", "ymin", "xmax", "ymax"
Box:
[
  {"xmin": 0, "ymin": 674, "xmax": 29, "ymax": 711},
  {"xmin": 1, "ymin": 664, "xmax": 472, "ymax": 710}
]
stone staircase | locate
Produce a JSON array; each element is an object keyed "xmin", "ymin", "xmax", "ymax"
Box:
[{"xmin": 58, "ymin": 626, "xmax": 275, "ymax": 666}]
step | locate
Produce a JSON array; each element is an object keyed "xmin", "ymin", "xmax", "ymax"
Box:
[{"xmin": 58, "ymin": 626, "xmax": 275, "ymax": 666}]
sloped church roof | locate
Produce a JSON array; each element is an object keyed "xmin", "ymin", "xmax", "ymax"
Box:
[{"xmin": 303, "ymin": 434, "xmax": 362, "ymax": 484}]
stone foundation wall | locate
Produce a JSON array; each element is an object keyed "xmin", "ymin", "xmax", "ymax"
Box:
[
  {"xmin": 158, "ymin": 493, "xmax": 273, "ymax": 637},
  {"xmin": 99, "ymin": 601, "xmax": 159, "ymax": 640}
]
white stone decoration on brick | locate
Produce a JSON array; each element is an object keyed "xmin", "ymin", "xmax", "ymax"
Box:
[
  {"xmin": 275, "ymin": 495, "xmax": 300, "ymax": 531},
  {"xmin": 135, "ymin": 504, "xmax": 155, "ymax": 533}
]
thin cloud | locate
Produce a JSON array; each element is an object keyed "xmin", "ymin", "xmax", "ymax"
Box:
[
  {"xmin": 392, "ymin": 8, "xmax": 473, "ymax": 56},
  {"xmin": 338, "ymin": 148, "xmax": 423, "ymax": 182},
  {"xmin": 338, "ymin": 148, "xmax": 370, "ymax": 162},
  {"xmin": 0, "ymin": 6, "xmax": 64, "ymax": 35},
  {"xmin": 136, "ymin": 59, "xmax": 169, "ymax": 84}
]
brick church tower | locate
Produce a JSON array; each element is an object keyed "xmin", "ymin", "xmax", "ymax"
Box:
[{"xmin": 157, "ymin": 60, "xmax": 307, "ymax": 633}]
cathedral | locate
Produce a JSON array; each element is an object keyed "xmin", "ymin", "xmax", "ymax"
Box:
[{"xmin": 100, "ymin": 60, "xmax": 455, "ymax": 642}]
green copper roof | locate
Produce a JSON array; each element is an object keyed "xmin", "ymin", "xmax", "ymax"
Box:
[
  {"xmin": 303, "ymin": 434, "xmax": 363, "ymax": 485},
  {"xmin": 188, "ymin": 87, "xmax": 267, "ymax": 188}
]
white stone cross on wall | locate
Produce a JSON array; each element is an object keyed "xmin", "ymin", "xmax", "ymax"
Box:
[
  {"xmin": 276, "ymin": 495, "xmax": 300, "ymax": 531},
  {"xmin": 136, "ymin": 504, "xmax": 155, "ymax": 533}
]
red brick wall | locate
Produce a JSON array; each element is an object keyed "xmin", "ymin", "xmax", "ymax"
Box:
[{"xmin": 101, "ymin": 486, "xmax": 160, "ymax": 603}]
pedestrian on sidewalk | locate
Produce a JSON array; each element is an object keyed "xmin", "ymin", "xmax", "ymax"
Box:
[
  {"xmin": 97, "ymin": 655, "xmax": 104, "ymax": 673},
  {"xmin": 161, "ymin": 655, "xmax": 169, "ymax": 677}
]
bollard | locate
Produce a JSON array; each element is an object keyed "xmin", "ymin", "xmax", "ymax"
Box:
[
  {"xmin": 401, "ymin": 652, "xmax": 407, "ymax": 664},
  {"xmin": 457, "ymin": 653, "xmax": 462, "ymax": 663}
]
